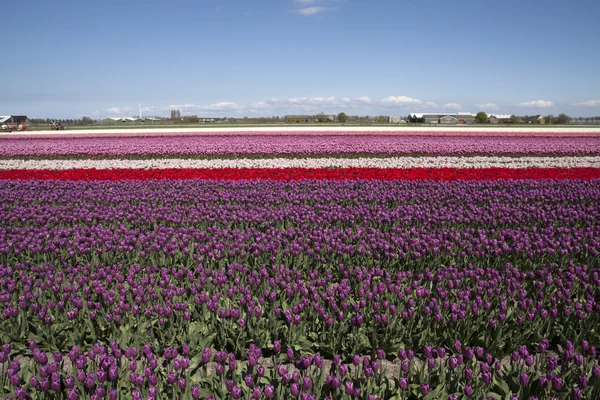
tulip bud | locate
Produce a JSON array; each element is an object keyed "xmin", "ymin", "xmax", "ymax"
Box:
[
  {"xmin": 265, "ymin": 384, "xmax": 275, "ymax": 398},
  {"xmin": 464, "ymin": 385, "xmax": 473, "ymax": 397},
  {"xmin": 290, "ymin": 383, "xmax": 300, "ymax": 397}
]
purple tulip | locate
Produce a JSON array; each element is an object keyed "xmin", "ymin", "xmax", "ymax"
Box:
[
  {"xmin": 339, "ymin": 364, "xmax": 348, "ymax": 377},
  {"xmin": 399, "ymin": 377, "xmax": 408, "ymax": 391},
  {"xmin": 551, "ymin": 376, "xmax": 563, "ymax": 390},
  {"xmin": 464, "ymin": 385, "xmax": 473, "ymax": 397},
  {"xmin": 449, "ymin": 357, "xmax": 458, "ymax": 369},
  {"xmin": 265, "ymin": 384, "xmax": 275, "ymax": 398},
  {"xmin": 344, "ymin": 381, "xmax": 354, "ymax": 395},
  {"xmin": 290, "ymin": 383, "xmax": 300, "ymax": 397},
  {"xmin": 67, "ymin": 389, "xmax": 79, "ymax": 400},
  {"xmin": 464, "ymin": 368, "xmax": 473, "ymax": 381},
  {"xmin": 454, "ymin": 340, "xmax": 462, "ymax": 352},
  {"xmin": 519, "ymin": 373, "xmax": 529, "ymax": 386},
  {"xmin": 202, "ymin": 347, "xmax": 211, "ymax": 364}
]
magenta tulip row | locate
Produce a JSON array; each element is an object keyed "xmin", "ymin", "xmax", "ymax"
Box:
[{"xmin": 2, "ymin": 134, "xmax": 600, "ymax": 158}]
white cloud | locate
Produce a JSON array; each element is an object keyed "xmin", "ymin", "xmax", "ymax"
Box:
[
  {"xmin": 100, "ymin": 95, "xmax": 474, "ymax": 118},
  {"xmin": 380, "ymin": 96, "xmax": 437, "ymax": 108},
  {"xmin": 106, "ymin": 106, "xmax": 138, "ymax": 115},
  {"xmin": 295, "ymin": 6, "xmax": 328, "ymax": 16},
  {"xmin": 168, "ymin": 102, "xmax": 244, "ymax": 112},
  {"xmin": 475, "ymin": 103, "xmax": 500, "ymax": 111},
  {"xmin": 572, "ymin": 100, "xmax": 600, "ymax": 107},
  {"xmin": 293, "ymin": 0, "xmax": 321, "ymax": 4},
  {"xmin": 341, "ymin": 96, "xmax": 373, "ymax": 105},
  {"xmin": 287, "ymin": 96, "xmax": 336, "ymax": 105},
  {"xmin": 443, "ymin": 103, "xmax": 462, "ymax": 110},
  {"xmin": 517, "ymin": 100, "xmax": 554, "ymax": 108}
]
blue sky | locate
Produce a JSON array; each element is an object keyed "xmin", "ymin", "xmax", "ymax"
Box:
[{"xmin": 3, "ymin": 0, "xmax": 600, "ymax": 118}]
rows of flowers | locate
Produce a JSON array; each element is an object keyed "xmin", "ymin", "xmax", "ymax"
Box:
[
  {"xmin": 2, "ymin": 156, "xmax": 600, "ymax": 171},
  {"xmin": 4, "ymin": 129, "xmax": 598, "ymax": 140},
  {"xmin": 2, "ymin": 134, "xmax": 600, "ymax": 158},
  {"xmin": 1, "ymin": 179, "xmax": 599, "ymax": 399},
  {"xmin": 3, "ymin": 167, "xmax": 600, "ymax": 181},
  {"xmin": 1, "ymin": 129, "xmax": 600, "ymax": 399},
  {"xmin": 2, "ymin": 339, "xmax": 600, "ymax": 399}
]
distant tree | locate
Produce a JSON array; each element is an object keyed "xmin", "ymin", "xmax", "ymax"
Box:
[
  {"xmin": 183, "ymin": 115, "xmax": 199, "ymax": 124},
  {"xmin": 475, "ymin": 112, "xmax": 488, "ymax": 124},
  {"xmin": 316, "ymin": 112, "xmax": 327, "ymax": 123},
  {"xmin": 555, "ymin": 113, "xmax": 571, "ymax": 125},
  {"xmin": 337, "ymin": 112, "xmax": 347, "ymax": 123},
  {"xmin": 509, "ymin": 115, "xmax": 519, "ymax": 124},
  {"xmin": 81, "ymin": 116, "xmax": 94, "ymax": 125}
]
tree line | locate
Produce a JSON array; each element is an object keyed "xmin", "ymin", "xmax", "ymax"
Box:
[{"xmin": 25, "ymin": 114, "xmax": 600, "ymax": 126}]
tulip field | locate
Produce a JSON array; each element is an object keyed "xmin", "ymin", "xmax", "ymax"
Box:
[{"xmin": 1, "ymin": 130, "xmax": 599, "ymax": 399}]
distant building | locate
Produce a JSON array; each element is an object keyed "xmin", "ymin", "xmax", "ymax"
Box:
[
  {"xmin": 170, "ymin": 109, "xmax": 181, "ymax": 120},
  {"xmin": 388, "ymin": 116, "xmax": 406, "ymax": 123},
  {"xmin": 407, "ymin": 113, "xmax": 476, "ymax": 124},
  {"xmin": 98, "ymin": 117, "xmax": 160, "ymax": 125},
  {"xmin": 440, "ymin": 115, "xmax": 458, "ymax": 124},
  {"xmin": 0, "ymin": 115, "xmax": 28, "ymax": 131},
  {"xmin": 488, "ymin": 114, "xmax": 511, "ymax": 124}
]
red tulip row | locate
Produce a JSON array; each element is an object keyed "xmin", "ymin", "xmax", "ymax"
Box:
[{"xmin": 2, "ymin": 167, "xmax": 600, "ymax": 181}]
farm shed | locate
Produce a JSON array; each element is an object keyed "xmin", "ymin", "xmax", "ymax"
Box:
[
  {"xmin": 488, "ymin": 114, "xmax": 511, "ymax": 124},
  {"xmin": 388, "ymin": 116, "xmax": 406, "ymax": 123},
  {"xmin": 408, "ymin": 113, "xmax": 476, "ymax": 124},
  {"xmin": 0, "ymin": 115, "xmax": 28, "ymax": 131},
  {"xmin": 440, "ymin": 115, "xmax": 458, "ymax": 124}
]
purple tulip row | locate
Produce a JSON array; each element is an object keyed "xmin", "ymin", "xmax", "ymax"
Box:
[
  {"xmin": 1, "ymin": 134, "xmax": 600, "ymax": 158},
  {"xmin": 2, "ymin": 340, "xmax": 600, "ymax": 399},
  {"xmin": 1, "ymin": 180, "xmax": 599, "ymax": 266},
  {"xmin": 0, "ymin": 179, "xmax": 599, "ymax": 359},
  {"xmin": 1, "ymin": 259, "xmax": 597, "ymax": 357}
]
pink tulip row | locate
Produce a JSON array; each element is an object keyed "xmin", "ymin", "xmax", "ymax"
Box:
[{"xmin": 1, "ymin": 134, "xmax": 600, "ymax": 158}]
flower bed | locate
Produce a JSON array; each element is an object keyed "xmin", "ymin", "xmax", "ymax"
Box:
[
  {"xmin": 0, "ymin": 179, "xmax": 598, "ymax": 398},
  {"xmin": 1, "ymin": 130, "xmax": 599, "ymax": 399},
  {"xmin": 2, "ymin": 156, "xmax": 600, "ymax": 170},
  {"xmin": 1, "ymin": 134, "xmax": 600, "ymax": 158},
  {"xmin": 2, "ymin": 167, "xmax": 600, "ymax": 181}
]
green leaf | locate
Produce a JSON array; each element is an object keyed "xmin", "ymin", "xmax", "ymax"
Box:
[{"xmin": 493, "ymin": 374, "xmax": 510, "ymax": 395}]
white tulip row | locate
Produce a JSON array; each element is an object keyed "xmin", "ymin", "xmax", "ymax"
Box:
[
  {"xmin": 2, "ymin": 156, "xmax": 600, "ymax": 170},
  {"xmin": 6, "ymin": 125, "xmax": 600, "ymax": 136}
]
